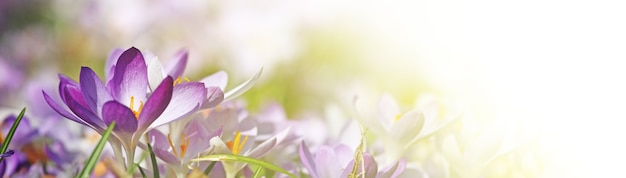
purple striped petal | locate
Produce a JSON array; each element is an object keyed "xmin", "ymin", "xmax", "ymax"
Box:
[
  {"xmin": 43, "ymin": 91, "xmax": 85, "ymax": 126},
  {"xmin": 299, "ymin": 142, "xmax": 318, "ymax": 178},
  {"xmin": 166, "ymin": 49, "xmax": 188, "ymax": 79},
  {"xmin": 200, "ymin": 87, "xmax": 224, "ymax": 109},
  {"xmin": 102, "ymin": 101, "xmax": 138, "ymax": 133},
  {"xmin": 80, "ymin": 67, "xmax": 112, "ymax": 116},
  {"xmin": 148, "ymin": 81, "xmax": 206, "ymax": 129},
  {"xmin": 62, "ymin": 86, "xmax": 105, "ymax": 130},
  {"xmin": 105, "ymin": 48, "xmax": 124, "ymax": 83},
  {"xmin": 108, "ymin": 47, "xmax": 148, "ymax": 108},
  {"xmin": 200, "ymin": 71, "xmax": 228, "ymax": 91},
  {"xmin": 138, "ymin": 76, "xmax": 173, "ymax": 130}
]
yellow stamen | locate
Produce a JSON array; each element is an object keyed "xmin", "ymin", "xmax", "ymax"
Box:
[
  {"xmin": 393, "ymin": 113, "xmax": 403, "ymax": 123},
  {"xmin": 226, "ymin": 131, "xmax": 249, "ymax": 155},
  {"xmin": 94, "ymin": 161, "xmax": 108, "ymax": 177},
  {"xmin": 173, "ymin": 76, "xmax": 191, "ymax": 86},
  {"xmin": 130, "ymin": 96, "xmax": 144, "ymax": 119},
  {"xmin": 167, "ymin": 133, "xmax": 179, "ymax": 157}
]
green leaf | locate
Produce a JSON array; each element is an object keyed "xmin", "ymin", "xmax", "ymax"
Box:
[
  {"xmin": 203, "ymin": 161, "xmax": 217, "ymax": 175},
  {"xmin": 252, "ymin": 165, "xmax": 263, "ymax": 178},
  {"xmin": 146, "ymin": 141, "xmax": 160, "ymax": 178},
  {"xmin": 192, "ymin": 154, "xmax": 295, "ymax": 178},
  {"xmin": 0, "ymin": 107, "xmax": 26, "ymax": 163},
  {"xmin": 78, "ymin": 121, "xmax": 116, "ymax": 178},
  {"xmin": 136, "ymin": 163, "xmax": 147, "ymax": 178}
]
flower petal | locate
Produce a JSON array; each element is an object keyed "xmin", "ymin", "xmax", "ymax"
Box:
[
  {"xmin": 102, "ymin": 101, "xmax": 138, "ymax": 133},
  {"xmin": 378, "ymin": 93, "xmax": 400, "ymax": 131},
  {"xmin": 148, "ymin": 130, "xmax": 180, "ymax": 164},
  {"xmin": 62, "ymin": 86, "xmax": 105, "ymax": 129},
  {"xmin": 200, "ymin": 87, "xmax": 224, "ymax": 109},
  {"xmin": 165, "ymin": 49, "xmax": 188, "ymax": 80},
  {"xmin": 314, "ymin": 146, "xmax": 343, "ymax": 178},
  {"xmin": 390, "ymin": 110, "xmax": 424, "ymax": 144},
  {"xmin": 80, "ymin": 67, "xmax": 112, "ymax": 117},
  {"xmin": 200, "ymin": 71, "xmax": 228, "ymax": 91},
  {"xmin": 108, "ymin": 47, "xmax": 148, "ymax": 107},
  {"xmin": 341, "ymin": 153, "xmax": 378, "ymax": 178},
  {"xmin": 105, "ymin": 48, "xmax": 124, "ymax": 83},
  {"xmin": 58, "ymin": 74, "xmax": 78, "ymax": 104},
  {"xmin": 149, "ymin": 81, "xmax": 206, "ymax": 129},
  {"xmin": 299, "ymin": 142, "xmax": 319, "ymax": 178},
  {"xmin": 43, "ymin": 91, "xmax": 85, "ymax": 126},
  {"xmin": 147, "ymin": 56, "xmax": 166, "ymax": 92},
  {"xmin": 377, "ymin": 158, "xmax": 407, "ymax": 178},
  {"xmin": 245, "ymin": 136, "xmax": 275, "ymax": 158},
  {"xmin": 138, "ymin": 76, "xmax": 174, "ymax": 129},
  {"xmin": 224, "ymin": 68, "xmax": 262, "ymax": 101}
]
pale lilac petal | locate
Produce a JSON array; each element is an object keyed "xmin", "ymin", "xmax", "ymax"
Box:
[
  {"xmin": 165, "ymin": 49, "xmax": 188, "ymax": 79},
  {"xmin": 299, "ymin": 142, "xmax": 318, "ymax": 178},
  {"xmin": 377, "ymin": 159, "xmax": 407, "ymax": 178},
  {"xmin": 341, "ymin": 153, "xmax": 378, "ymax": 178},
  {"xmin": 80, "ymin": 67, "xmax": 112, "ymax": 116},
  {"xmin": 390, "ymin": 110, "xmax": 424, "ymax": 144},
  {"xmin": 138, "ymin": 77, "xmax": 173, "ymax": 129},
  {"xmin": 149, "ymin": 82, "xmax": 206, "ymax": 129},
  {"xmin": 333, "ymin": 144, "xmax": 354, "ymax": 168},
  {"xmin": 148, "ymin": 130, "xmax": 180, "ymax": 164},
  {"xmin": 105, "ymin": 48, "xmax": 124, "ymax": 82},
  {"xmin": 245, "ymin": 137, "xmax": 275, "ymax": 158},
  {"xmin": 200, "ymin": 87, "xmax": 224, "ymax": 109},
  {"xmin": 223, "ymin": 68, "xmax": 262, "ymax": 101},
  {"xmin": 200, "ymin": 71, "xmax": 228, "ymax": 91},
  {"xmin": 102, "ymin": 101, "xmax": 138, "ymax": 133},
  {"xmin": 209, "ymin": 137, "xmax": 233, "ymax": 155},
  {"xmin": 147, "ymin": 56, "xmax": 166, "ymax": 92},
  {"xmin": 315, "ymin": 146, "xmax": 343, "ymax": 178},
  {"xmin": 108, "ymin": 47, "xmax": 148, "ymax": 107},
  {"xmin": 62, "ymin": 86, "xmax": 105, "ymax": 129},
  {"xmin": 378, "ymin": 93, "xmax": 400, "ymax": 131}
]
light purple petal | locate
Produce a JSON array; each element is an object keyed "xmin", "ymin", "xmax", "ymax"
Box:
[
  {"xmin": 165, "ymin": 49, "xmax": 188, "ymax": 79},
  {"xmin": 341, "ymin": 153, "xmax": 378, "ymax": 178},
  {"xmin": 200, "ymin": 87, "xmax": 224, "ymax": 109},
  {"xmin": 138, "ymin": 77, "xmax": 173, "ymax": 129},
  {"xmin": 314, "ymin": 146, "xmax": 343, "ymax": 178},
  {"xmin": 147, "ymin": 57, "xmax": 166, "ymax": 92},
  {"xmin": 200, "ymin": 71, "xmax": 228, "ymax": 91},
  {"xmin": 299, "ymin": 142, "xmax": 318, "ymax": 178},
  {"xmin": 148, "ymin": 130, "xmax": 180, "ymax": 164},
  {"xmin": 378, "ymin": 93, "xmax": 400, "ymax": 131},
  {"xmin": 102, "ymin": 101, "xmax": 138, "ymax": 133},
  {"xmin": 245, "ymin": 137, "xmax": 276, "ymax": 158},
  {"xmin": 105, "ymin": 48, "xmax": 124, "ymax": 83},
  {"xmin": 149, "ymin": 81, "xmax": 206, "ymax": 129},
  {"xmin": 108, "ymin": 47, "xmax": 148, "ymax": 108},
  {"xmin": 43, "ymin": 91, "xmax": 85, "ymax": 126},
  {"xmin": 80, "ymin": 67, "xmax": 112, "ymax": 116},
  {"xmin": 62, "ymin": 86, "xmax": 105, "ymax": 129}
]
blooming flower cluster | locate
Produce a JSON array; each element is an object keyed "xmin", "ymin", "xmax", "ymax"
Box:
[{"xmin": 0, "ymin": 46, "xmax": 537, "ymax": 178}]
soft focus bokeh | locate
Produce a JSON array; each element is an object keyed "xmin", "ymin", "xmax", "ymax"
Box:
[{"xmin": 2, "ymin": 0, "xmax": 625, "ymax": 177}]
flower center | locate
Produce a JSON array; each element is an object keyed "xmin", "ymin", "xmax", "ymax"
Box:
[
  {"xmin": 130, "ymin": 96, "xmax": 144, "ymax": 119},
  {"xmin": 173, "ymin": 76, "xmax": 191, "ymax": 86},
  {"xmin": 168, "ymin": 133, "xmax": 191, "ymax": 159},
  {"xmin": 226, "ymin": 131, "xmax": 249, "ymax": 155}
]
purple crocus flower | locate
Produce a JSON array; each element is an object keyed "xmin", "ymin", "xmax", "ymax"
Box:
[
  {"xmin": 42, "ymin": 47, "xmax": 209, "ymax": 167},
  {"xmin": 299, "ymin": 142, "xmax": 406, "ymax": 178}
]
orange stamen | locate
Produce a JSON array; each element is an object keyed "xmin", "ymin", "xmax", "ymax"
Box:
[
  {"xmin": 179, "ymin": 133, "xmax": 190, "ymax": 158},
  {"xmin": 167, "ymin": 133, "xmax": 179, "ymax": 157},
  {"xmin": 130, "ymin": 96, "xmax": 144, "ymax": 119},
  {"xmin": 173, "ymin": 77, "xmax": 191, "ymax": 86}
]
